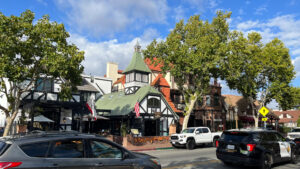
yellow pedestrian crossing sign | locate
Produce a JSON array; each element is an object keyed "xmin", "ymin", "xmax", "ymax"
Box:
[{"xmin": 259, "ymin": 106, "xmax": 269, "ymax": 117}]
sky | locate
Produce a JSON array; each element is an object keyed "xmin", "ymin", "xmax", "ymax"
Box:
[{"xmin": 1, "ymin": 0, "xmax": 300, "ymax": 109}]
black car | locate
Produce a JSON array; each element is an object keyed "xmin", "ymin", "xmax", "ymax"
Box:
[
  {"xmin": 0, "ymin": 131, "xmax": 161, "ymax": 169},
  {"xmin": 216, "ymin": 129, "xmax": 298, "ymax": 169}
]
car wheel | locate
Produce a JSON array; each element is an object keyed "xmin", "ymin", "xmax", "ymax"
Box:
[
  {"xmin": 291, "ymin": 150, "xmax": 298, "ymax": 164},
  {"xmin": 222, "ymin": 161, "xmax": 232, "ymax": 166},
  {"xmin": 260, "ymin": 154, "xmax": 272, "ymax": 169},
  {"xmin": 212, "ymin": 138, "xmax": 218, "ymax": 147},
  {"xmin": 186, "ymin": 139, "xmax": 195, "ymax": 150}
]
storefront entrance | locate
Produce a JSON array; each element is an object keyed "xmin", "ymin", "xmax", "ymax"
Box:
[{"xmin": 144, "ymin": 119, "xmax": 158, "ymax": 136}]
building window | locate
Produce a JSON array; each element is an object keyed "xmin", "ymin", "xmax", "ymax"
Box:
[
  {"xmin": 214, "ymin": 94, "xmax": 219, "ymax": 106},
  {"xmin": 126, "ymin": 74, "xmax": 129, "ymax": 83},
  {"xmin": 81, "ymin": 92, "xmax": 90, "ymax": 102},
  {"xmin": 136, "ymin": 73, "xmax": 141, "ymax": 82},
  {"xmin": 130, "ymin": 73, "xmax": 134, "ymax": 82},
  {"xmin": 148, "ymin": 98, "xmax": 160, "ymax": 108},
  {"xmin": 36, "ymin": 78, "xmax": 53, "ymax": 92},
  {"xmin": 142, "ymin": 74, "xmax": 148, "ymax": 83},
  {"xmin": 206, "ymin": 95, "xmax": 211, "ymax": 106}
]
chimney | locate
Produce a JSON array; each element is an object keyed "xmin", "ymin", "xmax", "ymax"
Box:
[{"xmin": 106, "ymin": 62, "xmax": 118, "ymax": 83}]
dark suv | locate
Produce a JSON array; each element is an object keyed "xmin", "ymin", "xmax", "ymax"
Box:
[
  {"xmin": 216, "ymin": 129, "xmax": 298, "ymax": 169},
  {"xmin": 0, "ymin": 131, "xmax": 161, "ymax": 169}
]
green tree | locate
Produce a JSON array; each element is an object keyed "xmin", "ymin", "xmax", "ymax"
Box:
[
  {"xmin": 0, "ymin": 10, "xmax": 84, "ymax": 136},
  {"xmin": 144, "ymin": 11, "xmax": 231, "ymax": 130},
  {"xmin": 221, "ymin": 31, "xmax": 295, "ymax": 127}
]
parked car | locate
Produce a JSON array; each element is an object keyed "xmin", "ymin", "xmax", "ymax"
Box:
[
  {"xmin": 287, "ymin": 127, "xmax": 300, "ymax": 140},
  {"xmin": 170, "ymin": 127, "xmax": 222, "ymax": 150},
  {"xmin": 0, "ymin": 131, "xmax": 161, "ymax": 169},
  {"xmin": 216, "ymin": 129, "xmax": 298, "ymax": 169}
]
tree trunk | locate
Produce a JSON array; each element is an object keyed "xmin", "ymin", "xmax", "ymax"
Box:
[
  {"xmin": 249, "ymin": 97, "xmax": 258, "ymax": 128},
  {"xmin": 182, "ymin": 93, "xmax": 198, "ymax": 131},
  {"xmin": 3, "ymin": 117, "xmax": 12, "ymax": 136}
]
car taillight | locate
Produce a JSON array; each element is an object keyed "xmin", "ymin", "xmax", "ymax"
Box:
[
  {"xmin": 0, "ymin": 162, "xmax": 22, "ymax": 169},
  {"xmin": 247, "ymin": 144, "xmax": 256, "ymax": 152},
  {"xmin": 216, "ymin": 140, "xmax": 219, "ymax": 147}
]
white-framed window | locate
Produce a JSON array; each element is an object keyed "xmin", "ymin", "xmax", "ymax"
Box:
[
  {"xmin": 130, "ymin": 73, "xmax": 134, "ymax": 82},
  {"xmin": 142, "ymin": 74, "xmax": 148, "ymax": 83},
  {"xmin": 136, "ymin": 73, "xmax": 141, "ymax": 82},
  {"xmin": 126, "ymin": 74, "xmax": 129, "ymax": 83}
]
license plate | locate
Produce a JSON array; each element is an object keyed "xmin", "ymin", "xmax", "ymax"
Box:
[{"xmin": 227, "ymin": 145, "xmax": 235, "ymax": 150}]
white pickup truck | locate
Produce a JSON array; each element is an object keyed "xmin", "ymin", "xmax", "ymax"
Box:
[
  {"xmin": 287, "ymin": 127, "xmax": 300, "ymax": 140},
  {"xmin": 170, "ymin": 127, "xmax": 222, "ymax": 150}
]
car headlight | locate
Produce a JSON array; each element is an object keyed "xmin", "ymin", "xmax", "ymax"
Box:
[
  {"xmin": 150, "ymin": 158, "xmax": 161, "ymax": 166},
  {"xmin": 180, "ymin": 135, "xmax": 186, "ymax": 138}
]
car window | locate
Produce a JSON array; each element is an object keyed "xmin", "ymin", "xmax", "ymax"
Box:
[
  {"xmin": 292, "ymin": 129, "xmax": 300, "ymax": 132},
  {"xmin": 20, "ymin": 141, "xmax": 50, "ymax": 157},
  {"xmin": 262, "ymin": 133, "xmax": 277, "ymax": 142},
  {"xmin": 196, "ymin": 128, "xmax": 202, "ymax": 133},
  {"xmin": 50, "ymin": 140, "xmax": 84, "ymax": 158},
  {"xmin": 88, "ymin": 140, "xmax": 122, "ymax": 159},
  {"xmin": 275, "ymin": 133, "xmax": 286, "ymax": 142},
  {"xmin": 0, "ymin": 141, "xmax": 8, "ymax": 156},
  {"xmin": 202, "ymin": 128, "xmax": 209, "ymax": 133},
  {"xmin": 221, "ymin": 132, "xmax": 251, "ymax": 142},
  {"xmin": 182, "ymin": 128, "xmax": 195, "ymax": 133}
]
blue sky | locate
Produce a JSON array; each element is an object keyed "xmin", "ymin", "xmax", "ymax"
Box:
[{"xmin": 1, "ymin": 0, "xmax": 300, "ymax": 107}]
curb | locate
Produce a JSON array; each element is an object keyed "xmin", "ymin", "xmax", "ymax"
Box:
[{"xmin": 131, "ymin": 147, "xmax": 173, "ymax": 152}]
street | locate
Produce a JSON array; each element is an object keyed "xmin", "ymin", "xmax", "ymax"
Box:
[{"xmin": 144, "ymin": 147, "xmax": 300, "ymax": 169}]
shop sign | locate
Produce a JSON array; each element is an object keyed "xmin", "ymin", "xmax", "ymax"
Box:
[{"xmin": 154, "ymin": 112, "xmax": 162, "ymax": 119}]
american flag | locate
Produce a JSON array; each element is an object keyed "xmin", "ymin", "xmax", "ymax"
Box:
[{"xmin": 134, "ymin": 101, "xmax": 140, "ymax": 117}]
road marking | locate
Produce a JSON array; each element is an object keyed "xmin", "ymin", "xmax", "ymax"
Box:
[{"xmin": 163, "ymin": 159, "xmax": 220, "ymax": 169}]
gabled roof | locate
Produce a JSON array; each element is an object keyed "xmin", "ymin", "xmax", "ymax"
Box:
[
  {"xmin": 77, "ymin": 78, "xmax": 98, "ymax": 92},
  {"xmin": 113, "ymin": 75, "xmax": 125, "ymax": 86},
  {"xmin": 144, "ymin": 58, "xmax": 163, "ymax": 72},
  {"xmin": 274, "ymin": 110, "xmax": 300, "ymax": 123},
  {"xmin": 123, "ymin": 51, "xmax": 151, "ymax": 74},
  {"xmin": 151, "ymin": 74, "xmax": 170, "ymax": 87},
  {"xmin": 95, "ymin": 85, "xmax": 178, "ymax": 119}
]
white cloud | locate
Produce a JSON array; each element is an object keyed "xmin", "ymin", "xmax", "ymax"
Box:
[
  {"xmin": 237, "ymin": 20, "xmax": 259, "ymax": 30},
  {"xmin": 184, "ymin": 0, "xmax": 219, "ymax": 12},
  {"xmin": 56, "ymin": 0, "xmax": 168, "ymax": 37},
  {"xmin": 68, "ymin": 29, "xmax": 162, "ymax": 76},
  {"xmin": 293, "ymin": 57, "xmax": 300, "ymax": 78},
  {"xmin": 255, "ymin": 6, "xmax": 267, "ymax": 15},
  {"xmin": 173, "ymin": 6, "xmax": 185, "ymax": 22},
  {"xmin": 219, "ymin": 80, "xmax": 241, "ymax": 96}
]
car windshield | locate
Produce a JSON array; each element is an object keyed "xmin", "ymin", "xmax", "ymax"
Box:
[
  {"xmin": 221, "ymin": 132, "xmax": 252, "ymax": 142},
  {"xmin": 292, "ymin": 129, "xmax": 300, "ymax": 132},
  {"xmin": 182, "ymin": 128, "xmax": 195, "ymax": 133}
]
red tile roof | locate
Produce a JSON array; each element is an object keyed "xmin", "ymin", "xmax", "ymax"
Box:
[
  {"xmin": 113, "ymin": 75, "xmax": 125, "ymax": 85},
  {"xmin": 151, "ymin": 74, "xmax": 170, "ymax": 87},
  {"xmin": 144, "ymin": 58, "xmax": 163, "ymax": 72},
  {"xmin": 118, "ymin": 70, "xmax": 123, "ymax": 74},
  {"xmin": 274, "ymin": 110, "xmax": 300, "ymax": 123}
]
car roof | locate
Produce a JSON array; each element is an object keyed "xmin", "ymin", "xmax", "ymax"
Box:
[
  {"xmin": 225, "ymin": 128, "xmax": 277, "ymax": 133},
  {"xmin": 0, "ymin": 131, "xmax": 104, "ymax": 145}
]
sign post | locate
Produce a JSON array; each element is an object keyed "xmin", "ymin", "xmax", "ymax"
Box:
[{"xmin": 259, "ymin": 106, "xmax": 269, "ymax": 129}]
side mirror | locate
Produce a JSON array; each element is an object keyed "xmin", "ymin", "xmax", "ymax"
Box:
[{"xmin": 122, "ymin": 151, "xmax": 130, "ymax": 160}]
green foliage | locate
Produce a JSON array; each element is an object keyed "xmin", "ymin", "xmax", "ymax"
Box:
[
  {"xmin": 220, "ymin": 30, "xmax": 295, "ymax": 111},
  {"xmin": 0, "ymin": 10, "xmax": 84, "ymax": 135},
  {"xmin": 297, "ymin": 117, "xmax": 300, "ymax": 127},
  {"xmin": 144, "ymin": 11, "xmax": 231, "ymax": 106},
  {"xmin": 0, "ymin": 10, "xmax": 84, "ymax": 97}
]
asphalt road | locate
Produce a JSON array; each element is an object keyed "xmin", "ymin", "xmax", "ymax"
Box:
[{"xmin": 144, "ymin": 146, "xmax": 300, "ymax": 169}]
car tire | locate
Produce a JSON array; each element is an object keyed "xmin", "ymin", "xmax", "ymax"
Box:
[
  {"xmin": 291, "ymin": 150, "xmax": 298, "ymax": 164},
  {"xmin": 222, "ymin": 161, "xmax": 232, "ymax": 166},
  {"xmin": 186, "ymin": 139, "xmax": 195, "ymax": 150},
  {"xmin": 212, "ymin": 138, "xmax": 217, "ymax": 147},
  {"xmin": 260, "ymin": 154, "xmax": 272, "ymax": 169}
]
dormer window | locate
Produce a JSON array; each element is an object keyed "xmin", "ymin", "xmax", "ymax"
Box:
[
  {"xmin": 136, "ymin": 73, "xmax": 141, "ymax": 82},
  {"xmin": 142, "ymin": 74, "xmax": 148, "ymax": 83}
]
